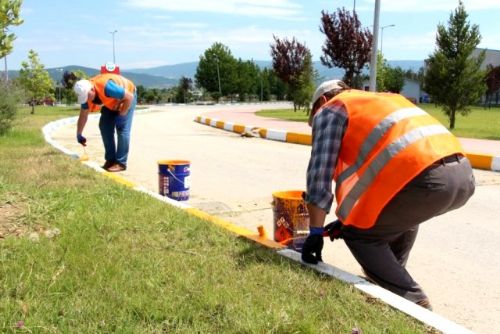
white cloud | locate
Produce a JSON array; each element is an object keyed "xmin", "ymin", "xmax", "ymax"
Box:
[
  {"xmin": 357, "ymin": 0, "xmax": 500, "ymax": 12},
  {"xmin": 124, "ymin": 0, "xmax": 302, "ymax": 19}
]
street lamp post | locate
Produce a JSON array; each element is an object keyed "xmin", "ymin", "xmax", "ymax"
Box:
[
  {"xmin": 215, "ymin": 57, "xmax": 222, "ymax": 97},
  {"xmin": 368, "ymin": 0, "xmax": 381, "ymax": 91},
  {"xmin": 380, "ymin": 24, "xmax": 395, "ymax": 55},
  {"xmin": 3, "ymin": 28, "xmax": 8, "ymax": 81},
  {"xmin": 110, "ymin": 30, "xmax": 118, "ymax": 63}
]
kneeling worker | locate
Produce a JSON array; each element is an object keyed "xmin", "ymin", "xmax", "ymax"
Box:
[
  {"xmin": 302, "ymin": 80, "xmax": 475, "ymax": 309},
  {"xmin": 73, "ymin": 72, "xmax": 136, "ymax": 172}
]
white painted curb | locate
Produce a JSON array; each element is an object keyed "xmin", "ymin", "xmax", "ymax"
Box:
[{"xmin": 194, "ymin": 116, "xmax": 500, "ymax": 172}]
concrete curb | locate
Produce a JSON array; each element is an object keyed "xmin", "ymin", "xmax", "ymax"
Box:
[
  {"xmin": 42, "ymin": 112, "xmax": 474, "ymax": 334},
  {"xmin": 194, "ymin": 115, "xmax": 500, "ymax": 172}
]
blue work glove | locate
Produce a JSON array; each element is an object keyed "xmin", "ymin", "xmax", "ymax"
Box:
[
  {"xmin": 301, "ymin": 227, "xmax": 324, "ymax": 264},
  {"xmin": 76, "ymin": 133, "xmax": 87, "ymax": 146},
  {"xmin": 116, "ymin": 115, "xmax": 127, "ymax": 131}
]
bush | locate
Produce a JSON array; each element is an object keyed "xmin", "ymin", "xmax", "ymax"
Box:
[{"xmin": 0, "ymin": 81, "xmax": 21, "ymax": 136}]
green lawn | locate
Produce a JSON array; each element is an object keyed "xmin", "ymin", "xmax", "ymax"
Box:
[
  {"xmin": 256, "ymin": 104, "xmax": 500, "ymax": 140},
  {"xmin": 0, "ymin": 105, "xmax": 433, "ymax": 333}
]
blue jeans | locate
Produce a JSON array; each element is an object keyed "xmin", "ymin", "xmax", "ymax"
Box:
[{"xmin": 98, "ymin": 96, "xmax": 136, "ymax": 166}]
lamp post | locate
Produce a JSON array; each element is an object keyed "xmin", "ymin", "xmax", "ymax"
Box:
[
  {"xmin": 109, "ymin": 30, "xmax": 118, "ymax": 63},
  {"xmin": 3, "ymin": 28, "xmax": 8, "ymax": 81},
  {"xmin": 368, "ymin": 0, "xmax": 381, "ymax": 91},
  {"xmin": 380, "ymin": 24, "xmax": 395, "ymax": 55},
  {"xmin": 215, "ymin": 57, "xmax": 222, "ymax": 97}
]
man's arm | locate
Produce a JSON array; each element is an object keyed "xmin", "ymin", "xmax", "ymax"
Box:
[
  {"xmin": 304, "ymin": 105, "xmax": 348, "ymax": 227},
  {"xmin": 104, "ymin": 80, "xmax": 134, "ymax": 115},
  {"xmin": 116, "ymin": 91, "xmax": 134, "ymax": 116},
  {"xmin": 77, "ymin": 107, "xmax": 89, "ymax": 135}
]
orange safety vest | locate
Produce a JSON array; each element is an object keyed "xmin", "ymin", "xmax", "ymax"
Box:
[
  {"xmin": 87, "ymin": 73, "xmax": 135, "ymax": 112},
  {"xmin": 321, "ymin": 90, "xmax": 464, "ymax": 229}
]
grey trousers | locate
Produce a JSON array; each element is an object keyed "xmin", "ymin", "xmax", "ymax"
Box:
[{"xmin": 342, "ymin": 156, "xmax": 476, "ymax": 303}]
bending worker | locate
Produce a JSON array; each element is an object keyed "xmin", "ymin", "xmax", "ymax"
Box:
[
  {"xmin": 73, "ymin": 73, "xmax": 136, "ymax": 172},
  {"xmin": 301, "ymin": 80, "xmax": 475, "ymax": 309}
]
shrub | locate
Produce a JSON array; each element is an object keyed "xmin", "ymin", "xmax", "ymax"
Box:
[{"xmin": 0, "ymin": 81, "xmax": 21, "ymax": 136}]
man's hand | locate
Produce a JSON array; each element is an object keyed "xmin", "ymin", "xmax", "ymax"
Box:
[
  {"xmin": 323, "ymin": 220, "xmax": 343, "ymax": 241},
  {"xmin": 301, "ymin": 234, "xmax": 324, "ymax": 264},
  {"xmin": 77, "ymin": 134, "xmax": 87, "ymax": 146},
  {"xmin": 116, "ymin": 115, "xmax": 127, "ymax": 131}
]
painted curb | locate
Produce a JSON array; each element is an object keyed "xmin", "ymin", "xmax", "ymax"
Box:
[
  {"xmin": 42, "ymin": 112, "xmax": 474, "ymax": 334},
  {"xmin": 195, "ymin": 116, "xmax": 500, "ymax": 172}
]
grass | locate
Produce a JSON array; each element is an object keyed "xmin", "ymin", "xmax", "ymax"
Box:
[
  {"xmin": 256, "ymin": 104, "xmax": 500, "ymax": 140},
  {"xmin": 0, "ymin": 105, "xmax": 433, "ymax": 333}
]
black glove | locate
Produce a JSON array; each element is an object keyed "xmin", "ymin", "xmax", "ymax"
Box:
[
  {"xmin": 301, "ymin": 234, "xmax": 324, "ymax": 264},
  {"xmin": 323, "ymin": 219, "xmax": 343, "ymax": 241},
  {"xmin": 76, "ymin": 133, "xmax": 87, "ymax": 146}
]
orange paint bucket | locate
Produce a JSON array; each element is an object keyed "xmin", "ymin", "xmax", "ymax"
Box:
[{"xmin": 272, "ymin": 190, "xmax": 310, "ymax": 251}]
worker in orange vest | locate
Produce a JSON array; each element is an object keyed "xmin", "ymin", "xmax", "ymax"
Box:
[
  {"xmin": 73, "ymin": 73, "xmax": 136, "ymax": 172},
  {"xmin": 302, "ymin": 80, "xmax": 475, "ymax": 310}
]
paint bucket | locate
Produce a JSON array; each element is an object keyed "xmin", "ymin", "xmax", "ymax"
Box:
[
  {"xmin": 272, "ymin": 190, "xmax": 310, "ymax": 251},
  {"xmin": 158, "ymin": 160, "xmax": 191, "ymax": 201}
]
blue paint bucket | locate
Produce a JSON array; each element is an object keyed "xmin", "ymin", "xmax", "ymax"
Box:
[{"xmin": 158, "ymin": 160, "xmax": 191, "ymax": 201}]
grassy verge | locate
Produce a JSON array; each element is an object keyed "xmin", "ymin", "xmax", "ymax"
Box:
[
  {"xmin": 0, "ymin": 106, "xmax": 432, "ymax": 333},
  {"xmin": 256, "ymin": 104, "xmax": 500, "ymax": 140}
]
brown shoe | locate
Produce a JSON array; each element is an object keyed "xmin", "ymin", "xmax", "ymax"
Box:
[
  {"xmin": 101, "ymin": 160, "xmax": 115, "ymax": 170},
  {"xmin": 416, "ymin": 298, "xmax": 433, "ymax": 311},
  {"xmin": 106, "ymin": 163, "xmax": 126, "ymax": 172}
]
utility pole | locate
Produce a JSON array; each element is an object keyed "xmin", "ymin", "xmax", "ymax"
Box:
[
  {"xmin": 110, "ymin": 30, "xmax": 118, "ymax": 63},
  {"xmin": 3, "ymin": 28, "xmax": 8, "ymax": 81},
  {"xmin": 4, "ymin": 56, "xmax": 7, "ymax": 81},
  {"xmin": 215, "ymin": 57, "xmax": 222, "ymax": 97},
  {"xmin": 368, "ymin": 0, "xmax": 381, "ymax": 92}
]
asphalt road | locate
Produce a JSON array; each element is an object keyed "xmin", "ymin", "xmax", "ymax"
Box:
[{"xmin": 52, "ymin": 103, "xmax": 500, "ymax": 334}]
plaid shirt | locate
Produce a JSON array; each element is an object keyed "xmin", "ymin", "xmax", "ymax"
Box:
[{"xmin": 305, "ymin": 104, "xmax": 348, "ymax": 213}]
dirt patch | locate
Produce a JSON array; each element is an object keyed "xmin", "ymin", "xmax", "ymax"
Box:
[{"xmin": 0, "ymin": 201, "xmax": 27, "ymax": 239}]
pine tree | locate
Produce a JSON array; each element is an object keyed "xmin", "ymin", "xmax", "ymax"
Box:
[{"xmin": 424, "ymin": 1, "xmax": 486, "ymax": 129}]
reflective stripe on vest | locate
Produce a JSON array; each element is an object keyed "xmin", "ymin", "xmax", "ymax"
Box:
[
  {"xmin": 321, "ymin": 90, "xmax": 464, "ymax": 229},
  {"xmin": 336, "ymin": 123, "xmax": 451, "ymax": 221},
  {"xmin": 336, "ymin": 107, "xmax": 428, "ymax": 186}
]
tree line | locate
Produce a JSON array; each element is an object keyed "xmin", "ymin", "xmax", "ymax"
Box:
[{"xmin": 2, "ymin": 0, "xmax": 500, "ymax": 135}]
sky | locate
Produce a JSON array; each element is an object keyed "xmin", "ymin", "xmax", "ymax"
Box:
[{"xmin": 5, "ymin": 0, "xmax": 500, "ymax": 70}]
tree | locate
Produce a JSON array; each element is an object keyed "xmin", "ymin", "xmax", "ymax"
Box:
[
  {"xmin": 319, "ymin": 8, "xmax": 372, "ymax": 87},
  {"xmin": 270, "ymin": 35, "xmax": 314, "ymax": 111},
  {"xmin": 0, "ymin": 80, "xmax": 20, "ymax": 135},
  {"xmin": 0, "ymin": 0, "xmax": 23, "ymax": 80},
  {"xmin": 423, "ymin": 1, "xmax": 486, "ymax": 129},
  {"xmin": 195, "ymin": 42, "xmax": 238, "ymax": 101},
  {"xmin": 236, "ymin": 59, "xmax": 260, "ymax": 101},
  {"xmin": 376, "ymin": 52, "xmax": 387, "ymax": 92},
  {"xmin": 18, "ymin": 49, "xmax": 53, "ymax": 114},
  {"xmin": 384, "ymin": 66, "xmax": 405, "ymax": 93},
  {"xmin": 485, "ymin": 65, "xmax": 500, "ymax": 107},
  {"xmin": 175, "ymin": 76, "xmax": 193, "ymax": 103}
]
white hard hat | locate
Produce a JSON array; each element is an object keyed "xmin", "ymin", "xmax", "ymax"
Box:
[
  {"xmin": 73, "ymin": 80, "xmax": 93, "ymax": 104},
  {"xmin": 311, "ymin": 80, "xmax": 347, "ymax": 106}
]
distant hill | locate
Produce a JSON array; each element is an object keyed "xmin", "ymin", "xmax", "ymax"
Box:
[
  {"xmin": 8, "ymin": 65, "xmax": 177, "ymax": 88},
  {"xmin": 129, "ymin": 59, "xmax": 424, "ymax": 83},
  {"xmin": 5, "ymin": 60, "xmax": 424, "ymax": 88}
]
